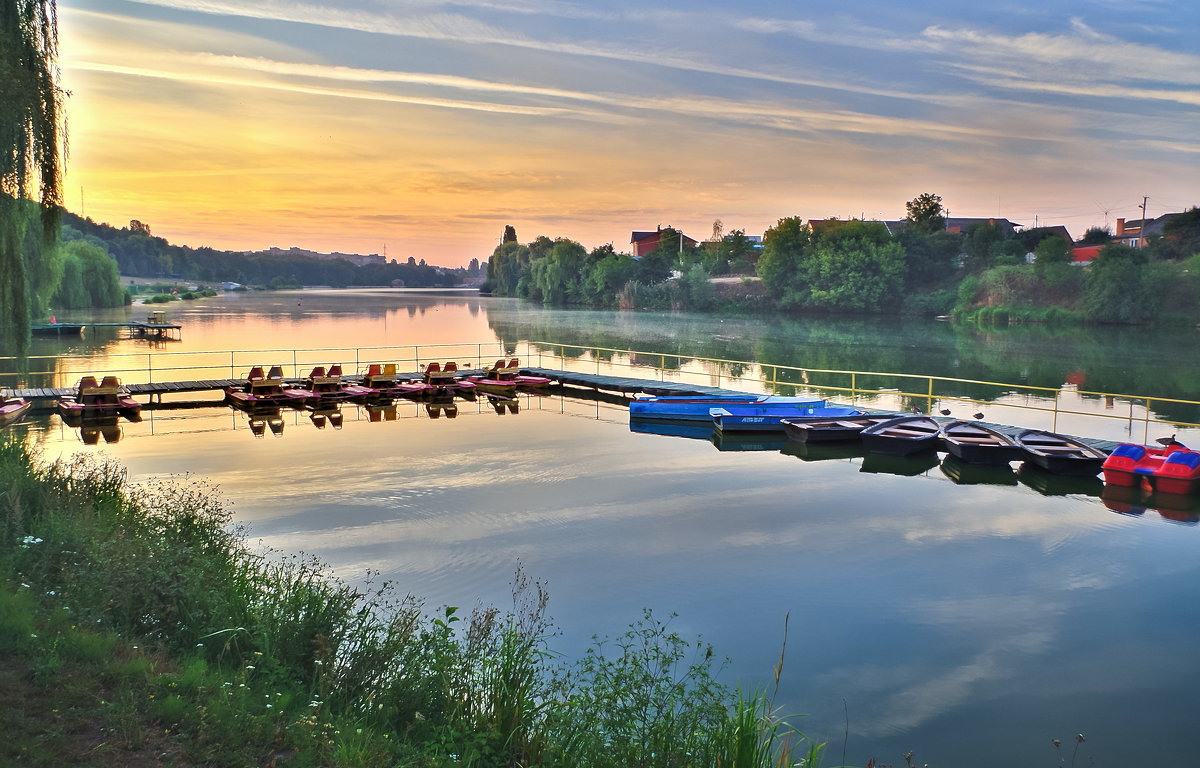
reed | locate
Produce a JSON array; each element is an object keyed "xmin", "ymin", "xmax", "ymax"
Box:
[{"xmin": 0, "ymin": 434, "xmax": 827, "ymax": 766}]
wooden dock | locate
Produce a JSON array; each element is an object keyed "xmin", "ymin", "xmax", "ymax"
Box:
[
  {"xmin": 5, "ymin": 368, "xmax": 744, "ymax": 409},
  {"xmin": 30, "ymin": 320, "xmax": 182, "ymax": 341},
  {"xmin": 0, "ymin": 368, "xmax": 1128, "ymax": 453}
]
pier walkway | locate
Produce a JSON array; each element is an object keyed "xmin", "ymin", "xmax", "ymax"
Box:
[{"xmin": 5, "ymin": 367, "xmax": 741, "ymax": 408}]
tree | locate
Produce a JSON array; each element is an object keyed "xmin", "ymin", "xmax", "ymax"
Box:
[
  {"xmin": 1079, "ymin": 226, "xmax": 1112, "ymax": 245},
  {"xmin": 1161, "ymin": 207, "xmax": 1200, "ymax": 258},
  {"xmin": 502, "ymin": 225, "xmax": 518, "ymax": 244},
  {"xmin": 1, "ymin": 0, "xmax": 65, "ymax": 353},
  {"xmin": 757, "ymin": 216, "xmax": 810, "ymax": 303},
  {"xmin": 904, "ymin": 193, "xmax": 945, "ymax": 234}
]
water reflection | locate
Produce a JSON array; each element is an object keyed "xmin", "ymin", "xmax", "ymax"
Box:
[{"xmin": 13, "ymin": 293, "xmax": 1200, "ymax": 767}]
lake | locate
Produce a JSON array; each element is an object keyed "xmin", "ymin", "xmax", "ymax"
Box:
[{"xmin": 8, "ymin": 290, "xmax": 1200, "ymax": 767}]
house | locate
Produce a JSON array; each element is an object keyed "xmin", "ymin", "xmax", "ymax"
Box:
[
  {"xmin": 630, "ymin": 226, "xmax": 698, "ymax": 258},
  {"xmin": 1069, "ymin": 245, "xmax": 1103, "ymax": 265},
  {"xmin": 1114, "ymin": 214, "xmax": 1181, "ymax": 247},
  {"xmin": 944, "ymin": 217, "xmax": 1022, "ymax": 236}
]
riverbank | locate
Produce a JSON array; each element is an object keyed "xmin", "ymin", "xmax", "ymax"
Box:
[{"xmin": 0, "ymin": 436, "xmax": 819, "ymax": 767}]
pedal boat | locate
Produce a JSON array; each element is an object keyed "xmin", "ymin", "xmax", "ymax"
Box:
[
  {"xmin": 360, "ymin": 363, "xmax": 430, "ymax": 398},
  {"xmin": 226, "ymin": 365, "xmax": 315, "ymax": 408},
  {"xmin": 422, "ymin": 362, "xmax": 477, "ymax": 396},
  {"xmin": 56, "ymin": 376, "xmax": 142, "ymax": 420},
  {"xmin": 300, "ymin": 364, "xmax": 377, "ymax": 402},
  {"xmin": 630, "ymin": 394, "xmax": 824, "ymax": 422},
  {"xmin": 1102, "ymin": 441, "xmax": 1200, "ymax": 495}
]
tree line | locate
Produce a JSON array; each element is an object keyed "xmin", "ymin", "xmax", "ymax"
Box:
[{"xmin": 483, "ymin": 196, "xmax": 1200, "ymax": 325}]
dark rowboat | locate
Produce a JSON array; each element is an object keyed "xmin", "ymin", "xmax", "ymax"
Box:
[
  {"xmin": 1015, "ymin": 429, "xmax": 1107, "ymax": 477},
  {"xmin": 940, "ymin": 454, "xmax": 1018, "ymax": 485},
  {"xmin": 860, "ymin": 415, "xmax": 941, "ymax": 456},
  {"xmin": 781, "ymin": 414, "xmax": 893, "ymax": 443},
  {"xmin": 938, "ymin": 420, "xmax": 1023, "ymax": 465}
]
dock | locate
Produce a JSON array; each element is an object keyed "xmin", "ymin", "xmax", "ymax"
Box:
[
  {"xmin": 30, "ymin": 314, "xmax": 182, "ymax": 341},
  {"xmin": 0, "ymin": 367, "xmax": 1127, "ymax": 454}
]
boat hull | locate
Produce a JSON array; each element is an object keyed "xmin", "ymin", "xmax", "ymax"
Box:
[
  {"xmin": 781, "ymin": 414, "xmax": 892, "ymax": 443},
  {"xmin": 711, "ymin": 405, "xmax": 862, "ymax": 432},
  {"xmin": 1015, "ymin": 429, "xmax": 1106, "ymax": 477},
  {"xmin": 860, "ymin": 415, "xmax": 942, "ymax": 456},
  {"xmin": 938, "ymin": 420, "xmax": 1023, "ymax": 465},
  {"xmin": 0, "ymin": 399, "xmax": 32, "ymax": 427},
  {"xmin": 630, "ymin": 395, "xmax": 824, "ymax": 422}
]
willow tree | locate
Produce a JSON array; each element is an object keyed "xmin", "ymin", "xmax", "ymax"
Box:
[{"xmin": 1, "ymin": 0, "xmax": 64, "ymax": 354}]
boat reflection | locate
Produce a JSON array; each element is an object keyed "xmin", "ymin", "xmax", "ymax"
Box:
[
  {"xmin": 860, "ymin": 450, "xmax": 939, "ymax": 476},
  {"xmin": 1100, "ymin": 483, "xmax": 1199, "ymax": 524},
  {"xmin": 73, "ymin": 416, "xmax": 122, "ymax": 445},
  {"xmin": 426, "ymin": 400, "xmax": 459, "ymax": 419},
  {"xmin": 309, "ymin": 404, "xmax": 344, "ymax": 430},
  {"xmin": 246, "ymin": 409, "xmax": 285, "ymax": 438},
  {"xmin": 710, "ymin": 431, "xmax": 787, "ymax": 452},
  {"xmin": 487, "ymin": 395, "xmax": 520, "ymax": 415},
  {"xmin": 364, "ymin": 402, "xmax": 399, "ymax": 422},
  {"xmin": 1016, "ymin": 463, "xmax": 1103, "ymax": 497},
  {"xmin": 629, "ymin": 419, "xmax": 713, "ymax": 441},
  {"xmin": 940, "ymin": 455, "xmax": 1018, "ymax": 486},
  {"xmin": 780, "ymin": 440, "xmax": 866, "ymax": 463}
]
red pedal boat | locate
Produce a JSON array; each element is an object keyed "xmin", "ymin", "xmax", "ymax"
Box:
[
  {"xmin": 1102, "ymin": 441, "xmax": 1200, "ymax": 495},
  {"xmin": 300, "ymin": 364, "xmax": 377, "ymax": 402}
]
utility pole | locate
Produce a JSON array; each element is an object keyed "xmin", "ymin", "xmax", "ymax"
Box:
[{"xmin": 1138, "ymin": 196, "xmax": 1149, "ymax": 248}]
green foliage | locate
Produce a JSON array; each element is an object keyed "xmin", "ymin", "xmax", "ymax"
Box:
[
  {"xmin": 904, "ymin": 192, "xmax": 945, "ymax": 233},
  {"xmin": 962, "ymin": 221, "xmax": 1005, "ymax": 272},
  {"xmin": 1081, "ymin": 244, "xmax": 1155, "ymax": 323},
  {"xmin": 1079, "ymin": 226, "xmax": 1112, "ymax": 245},
  {"xmin": 51, "ymin": 240, "xmax": 125, "ymax": 309},
  {"xmin": 807, "ymin": 222, "xmax": 906, "ymax": 311},
  {"xmin": 1157, "ymin": 207, "xmax": 1200, "ymax": 259},
  {"xmin": 757, "ymin": 216, "xmax": 811, "ymax": 301},
  {"xmin": 0, "ymin": 436, "xmax": 818, "ymax": 767},
  {"xmin": 896, "ymin": 228, "xmax": 960, "ymax": 289},
  {"xmin": 0, "ymin": 0, "xmax": 64, "ymax": 353}
]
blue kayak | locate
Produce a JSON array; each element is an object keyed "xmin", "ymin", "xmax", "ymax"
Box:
[
  {"xmin": 629, "ymin": 394, "xmax": 824, "ymax": 422},
  {"xmin": 711, "ymin": 404, "xmax": 863, "ymax": 432}
]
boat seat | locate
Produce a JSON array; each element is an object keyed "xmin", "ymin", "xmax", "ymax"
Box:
[
  {"xmin": 266, "ymin": 365, "xmax": 284, "ymax": 380},
  {"xmin": 366, "ymin": 363, "xmax": 381, "ymax": 377},
  {"xmin": 383, "ymin": 363, "xmax": 397, "ymax": 376},
  {"xmin": 328, "ymin": 364, "xmax": 343, "ymax": 378},
  {"xmin": 308, "ymin": 366, "xmax": 326, "ymax": 379},
  {"xmin": 247, "ymin": 366, "xmax": 265, "ymax": 381},
  {"xmin": 78, "ymin": 375, "xmax": 99, "ymax": 393}
]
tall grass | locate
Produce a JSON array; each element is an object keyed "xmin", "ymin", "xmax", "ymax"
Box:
[{"xmin": 0, "ymin": 434, "xmax": 826, "ymax": 766}]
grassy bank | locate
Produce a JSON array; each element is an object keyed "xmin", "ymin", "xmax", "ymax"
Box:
[{"xmin": 0, "ymin": 436, "xmax": 826, "ymax": 767}]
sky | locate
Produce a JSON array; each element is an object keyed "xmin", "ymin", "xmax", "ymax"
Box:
[{"xmin": 57, "ymin": 0, "xmax": 1200, "ymax": 268}]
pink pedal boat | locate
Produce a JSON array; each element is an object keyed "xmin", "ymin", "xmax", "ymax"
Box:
[
  {"xmin": 300, "ymin": 364, "xmax": 377, "ymax": 402},
  {"xmin": 226, "ymin": 365, "xmax": 315, "ymax": 408},
  {"xmin": 57, "ymin": 376, "xmax": 142, "ymax": 420},
  {"xmin": 422, "ymin": 361, "xmax": 477, "ymax": 396},
  {"xmin": 467, "ymin": 357, "xmax": 554, "ymax": 394},
  {"xmin": 359, "ymin": 363, "xmax": 431, "ymax": 398}
]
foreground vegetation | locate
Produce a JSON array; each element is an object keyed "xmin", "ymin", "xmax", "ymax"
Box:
[{"xmin": 0, "ymin": 436, "xmax": 826, "ymax": 767}]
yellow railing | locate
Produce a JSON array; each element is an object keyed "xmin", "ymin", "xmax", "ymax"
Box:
[
  {"xmin": 0, "ymin": 342, "xmax": 513, "ymax": 390},
  {"xmin": 525, "ymin": 340, "xmax": 1200, "ymax": 444},
  {"xmin": 4, "ymin": 339, "xmax": 1199, "ymax": 444}
]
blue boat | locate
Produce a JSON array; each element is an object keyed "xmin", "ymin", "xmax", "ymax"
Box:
[
  {"xmin": 710, "ymin": 404, "xmax": 862, "ymax": 432},
  {"xmin": 629, "ymin": 394, "xmax": 824, "ymax": 422}
]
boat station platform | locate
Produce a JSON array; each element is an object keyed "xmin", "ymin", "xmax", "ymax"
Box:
[{"xmin": 0, "ymin": 367, "xmax": 1129, "ymax": 454}]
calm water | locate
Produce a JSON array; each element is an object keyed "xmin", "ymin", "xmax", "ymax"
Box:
[{"xmin": 10, "ymin": 291, "xmax": 1200, "ymax": 767}]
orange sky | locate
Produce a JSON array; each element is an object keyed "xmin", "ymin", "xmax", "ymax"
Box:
[{"xmin": 59, "ymin": 1, "xmax": 1199, "ymax": 267}]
